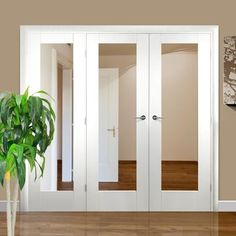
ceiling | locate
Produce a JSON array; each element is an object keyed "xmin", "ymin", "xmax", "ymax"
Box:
[
  {"xmin": 162, "ymin": 44, "xmax": 198, "ymax": 54},
  {"xmin": 99, "ymin": 44, "xmax": 136, "ymax": 56}
]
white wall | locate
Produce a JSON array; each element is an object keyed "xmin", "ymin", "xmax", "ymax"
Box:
[
  {"xmin": 57, "ymin": 65, "xmax": 63, "ymax": 160},
  {"xmin": 62, "ymin": 69, "xmax": 73, "ymax": 182},
  {"xmin": 119, "ymin": 66, "xmax": 136, "ymax": 160}
]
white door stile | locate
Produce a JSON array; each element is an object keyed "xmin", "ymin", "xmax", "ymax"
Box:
[
  {"xmin": 136, "ymin": 34, "xmax": 149, "ymax": 211},
  {"xmin": 73, "ymin": 33, "xmax": 87, "ymax": 211},
  {"xmin": 86, "ymin": 34, "xmax": 99, "ymax": 211},
  {"xmin": 149, "ymin": 34, "xmax": 162, "ymax": 211},
  {"xmin": 197, "ymin": 33, "xmax": 211, "ymax": 210}
]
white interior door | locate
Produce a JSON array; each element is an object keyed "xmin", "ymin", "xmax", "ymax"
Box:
[
  {"xmin": 150, "ymin": 33, "xmax": 211, "ymax": 211},
  {"xmin": 20, "ymin": 32, "xmax": 87, "ymax": 211},
  {"xmin": 99, "ymin": 68, "xmax": 119, "ymax": 182},
  {"xmin": 87, "ymin": 34, "xmax": 149, "ymax": 211}
]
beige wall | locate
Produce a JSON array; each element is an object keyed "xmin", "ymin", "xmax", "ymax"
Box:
[
  {"xmin": 119, "ymin": 66, "xmax": 136, "ymax": 161},
  {"xmin": 0, "ymin": 0, "xmax": 234, "ymax": 200},
  {"xmin": 162, "ymin": 50, "xmax": 198, "ymax": 161}
]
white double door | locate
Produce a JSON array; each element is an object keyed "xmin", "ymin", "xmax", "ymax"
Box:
[
  {"xmin": 23, "ymin": 32, "xmax": 211, "ymax": 211},
  {"xmin": 87, "ymin": 33, "xmax": 211, "ymax": 211}
]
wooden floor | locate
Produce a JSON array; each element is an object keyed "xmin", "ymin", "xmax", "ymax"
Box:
[
  {"xmin": 57, "ymin": 160, "xmax": 198, "ymax": 191},
  {"xmin": 57, "ymin": 160, "xmax": 74, "ymax": 191},
  {"xmin": 99, "ymin": 161, "xmax": 136, "ymax": 190},
  {"xmin": 0, "ymin": 212, "xmax": 235, "ymax": 235},
  {"xmin": 162, "ymin": 161, "xmax": 198, "ymax": 190},
  {"xmin": 99, "ymin": 160, "xmax": 198, "ymax": 191}
]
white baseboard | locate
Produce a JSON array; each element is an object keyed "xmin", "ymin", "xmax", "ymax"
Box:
[
  {"xmin": 218, "ymin": 201, "xmax": 236, "ymax": 212},
  {"xmin": 2, "ymin": 200, "xmax": 236, "ymax": 212},
  {"xmin": 0, "ymin": 201, "xmax": 20, "ymax": 212}
]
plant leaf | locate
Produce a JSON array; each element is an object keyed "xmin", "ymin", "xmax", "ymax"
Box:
[
  {"xmin": 0, "ymin": 89, "xmax": 55, "ymax": 188},
  {"xmin": 16, "ymin": 159, "xmax": 26, "ymax": 190},
  {"xmin": 15, "ymin": 95, "xmax": 22, "ymax": 108},
  {"xmin": 0, "ymin": 154, "xmax": 6, "ymax": 186},
  {"xmin": 33, "ymin": 90, "xmax": 55, "ymax": 101}
]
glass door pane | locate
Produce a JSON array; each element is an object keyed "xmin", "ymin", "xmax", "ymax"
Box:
[
  {"xmin": 98, "ymin": 44, "xmax": 137, "ymax": 191},
  {"xmin": 40, "ymin": 43, "xmax": 74, "ymax": 192},
  {"xmin": 161, "ymin": 44, "xmax": 198, "ymax": 191}
]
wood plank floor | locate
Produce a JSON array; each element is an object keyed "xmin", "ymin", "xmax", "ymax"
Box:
[
  {"xmin": 1, "ymin": 212, "xmax": 235, "ymax": 235},
  {"xmin": 162, "ymin": 161, "xmax": 198, "ymax": 190},
  {"xmin": 57, "ymin": 160, "xmax": 74, "ymax": 191},
  {"xmin": 99, "ymin": 161, "xmax": 136, "ymax": 190},
  {"xmin": 57, "ymin": 160, "xmax": 198, "ymax": 191},
  {"xmin": 99, "ymin": 161, "xmax": 198, "ymax": 191}
]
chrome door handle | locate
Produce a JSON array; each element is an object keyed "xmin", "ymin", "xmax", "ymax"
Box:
[
  {"xmin": 107, "ymin": 126, "xmax": 116, "ymax": 137},
  {"xmin": 136, "ymin": 115, "xmax": 146, "ymax": 120},
  {"xmin": 152, "ymin": 115, "xmax": 164, "ymax": 120}
]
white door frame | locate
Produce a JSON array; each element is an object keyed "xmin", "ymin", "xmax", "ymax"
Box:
[{"xmin": 20, "ymin": 25, "xmax": 219, "ymax": 211}]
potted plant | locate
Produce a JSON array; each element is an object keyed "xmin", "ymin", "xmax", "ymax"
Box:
[{"xmin": 0, "ymin": 88, "xmax": 55, "ymax": 236}]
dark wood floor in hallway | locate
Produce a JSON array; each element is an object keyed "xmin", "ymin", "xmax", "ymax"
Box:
[
  {"xmin": 57, "ymin": 160, "xmax": 198, "ymax": 191},
  {"xmin": 0, "ymin": 212, "xmax": 235, "ymax": 235}
]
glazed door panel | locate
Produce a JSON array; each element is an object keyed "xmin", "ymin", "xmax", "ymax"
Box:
[
  {"xmin": 149, "ymin": 33, "xmax": 211, "ymax": 211},
  {"xmin": 86, "ymin": 34, "xmax": 149, "ymax": 211}
]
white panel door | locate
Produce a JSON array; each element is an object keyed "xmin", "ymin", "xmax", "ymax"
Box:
[
  {"xmin": 99, "ymin": 69, "xmax": 119, "ymax": 182},
  {"xmin": 87, "ymin": 34, "xmax": 149, "ymax": 211},
  {"xmin": 21, "ymin": 33, "xmax": 87, "ymax": 211},
  {"xmin": 150, "ymin": 33, "xmax": 211, "ymax": 211}
]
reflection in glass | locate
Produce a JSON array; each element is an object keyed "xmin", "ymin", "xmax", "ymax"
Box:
[
  {"xmin": 161, "ymin": 44, "xmax": 198, "ymax": 191},
  {"xmin": 40, "ymin": 44, "xmax": 73, "ymax": 191},
  {"xmin": 98, "ymin": 44, "xmax": 137, "ymax": 191}
]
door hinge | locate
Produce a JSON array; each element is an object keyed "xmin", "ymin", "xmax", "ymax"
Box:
[
  {"xmin": 84, "ymin": 117, "xmax": 87, "ymax": 125},
  {"xmin": 210, "ymin": 184, "xmax": 212, "ymax": 192},
  {"xmin": 85, "ymin": 184, "xmax": 87, "ymax": 192}
]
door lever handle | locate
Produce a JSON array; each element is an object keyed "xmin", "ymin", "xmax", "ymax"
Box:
[
  {"xmin": 136, "ymin": 115, "xmax": 146, "ymax": 120},
  {"xmin": 152, "ymin": 115, "xmax": 164, "ymax": 120}
]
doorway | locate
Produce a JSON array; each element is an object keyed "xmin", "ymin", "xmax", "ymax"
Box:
[{"xmin": 20, "ymin": 26, "xmax": 218, "ymax": 212}]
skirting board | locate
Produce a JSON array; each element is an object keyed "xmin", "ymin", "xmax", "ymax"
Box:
[
  {"xmin": 218, "ymin": 201, "xmax": 236, "ymax": 212},
  {"xmin": 0, "ymin": 201, "xmax": 19, "ymax": 212}
]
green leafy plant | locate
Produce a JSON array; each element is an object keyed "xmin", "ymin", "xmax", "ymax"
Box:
[{"xmin": 0, "ymin": 88, "xmax": 55, "ymax": 236}]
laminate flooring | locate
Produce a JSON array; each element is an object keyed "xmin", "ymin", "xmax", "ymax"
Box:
[
  {"xmin": 0, "ymin": 212, "xmax": 234, "ymax": 235},
  {"xmin": 99, "ymin": 161, "xmax": 198, "ymax": 191},
  {"xmin": 57, "ymin": 160, "xmax": 198, "ymax": 191}
]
